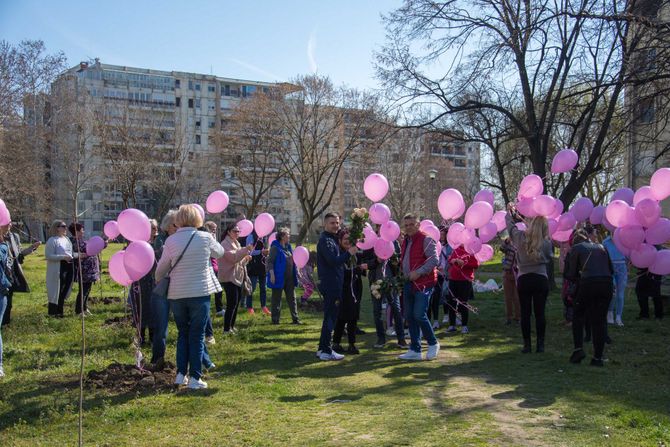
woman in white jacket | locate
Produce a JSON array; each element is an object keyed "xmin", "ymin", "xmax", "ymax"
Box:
[
  {"xmin": 155, "ymin": 205, "xmax": 224, "ymax": 390},
  {"xmin": 45, "ymin": 220, "xmax": 83, "ymax": 317}
]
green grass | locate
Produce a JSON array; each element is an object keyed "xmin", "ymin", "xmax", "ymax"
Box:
[{"xmin": 0, "ymin": 244, "xmax": 669, "ymax": 446}]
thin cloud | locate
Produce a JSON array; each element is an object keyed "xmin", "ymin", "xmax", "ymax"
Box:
[
  {"xmin": 228, "ymin": 58, "xmax": 283, "ymax": 82},
  {"xmin": 307, "ymin": 28, "xmax": 318, "ymax": 73}
]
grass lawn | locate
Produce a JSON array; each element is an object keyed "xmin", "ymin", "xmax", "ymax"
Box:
[{"xmin": 0, "ymin": 243, "xmax": 669, "ymax": 446}]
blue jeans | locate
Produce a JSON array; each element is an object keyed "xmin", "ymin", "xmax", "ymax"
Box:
[
  {"xmin": 205, "ymin": 315, "xmax": 214, "ymax": 338},
  {"xmin": 150, "ymin": 294, "xmax": 170, "ymax": 363},
  {"xmin": 170, "ymin": 296, "xmax": 210, "ymax": 380},
  {"xmin": 245, "ymin": 275, "xmax": 267, "ymax": 308},
  {"xmin": 609, "ymin": 262, "xmax": 628, "ymax": 318},
  {"xmin": 0, "ymin": 295, "xmax": 6, "ymax": 369},
  {"xmin": 373, "ymin": 291, "xmax": 404, "ymax": 343},
  {"xmin": 318, "ymin": 293, "xmax": 340, "ymax": 354},
  {"xmin": 403, "ymin": 283, "xmax": 437, "ymax": 353}
]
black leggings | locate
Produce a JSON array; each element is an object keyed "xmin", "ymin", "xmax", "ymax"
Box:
[
  {"xmin": 573, "ymin": 279, "xmax": 613, "ymax": 359},
  {"xmin": 49, "ymin": 261, "xmax": 73, "ymax": 316},
  {"xmin": 333, "ymin": 318, "xmax": 357, "ymax": 346},
  {"xmin": 223, "ymin": 281, "xmax": 242, "ymax": 331},
  {"xmin": 517, "ymin": 273, "xmax": 549, "ymax": 342},
  {"xmin": 427, "ymin": 276, "xmax": 443, "ymax": 322},
  {"xmin": 75, "ymin": 281, "xmax": 93, "ymax": 314},
  {"xmin": 448, "ymin": 280, "xmax": 473, "ymax": 326}
]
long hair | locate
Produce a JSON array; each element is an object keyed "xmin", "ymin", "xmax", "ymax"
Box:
[{"xmin": 524, "ymin": 216, "xmax": 548, "ymax": 261}]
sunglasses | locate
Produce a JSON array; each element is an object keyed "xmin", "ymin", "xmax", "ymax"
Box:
[
  {"xmin": 231, "ymin": 229, "xmax": 240, "ymax": 233},
  {"xmin": 58, "ymin": 224, "xmax": 67, "ymax": 228}
]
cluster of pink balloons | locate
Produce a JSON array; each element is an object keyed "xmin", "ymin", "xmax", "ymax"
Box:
[
  {"xmin": 105, "ymin": 208, "xmax": 156, "ymax": 286},
  {"xmin": 0, "ymin": 199, "xmax": 11, "ymax": 226}
]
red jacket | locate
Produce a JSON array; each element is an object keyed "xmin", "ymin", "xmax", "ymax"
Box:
[
  {"xmin": 401, "ymin": 231, "xmax": 437, "ymax": 291},
  {"xmin": 448, "ymin": 245, "xmax": 479, "ymax": 282}
]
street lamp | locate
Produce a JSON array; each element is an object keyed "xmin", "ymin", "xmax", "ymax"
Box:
[{"xmin": 428, "ymin": 169, "xmax": 438, "ymax": 220}]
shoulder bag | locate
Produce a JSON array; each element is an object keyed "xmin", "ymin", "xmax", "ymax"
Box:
[{"xmin": 151, "ymin": 231, "xmax": 197, "ymax": 299}]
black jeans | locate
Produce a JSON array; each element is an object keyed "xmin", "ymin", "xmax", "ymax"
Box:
[
  {"xmin": 427, "ymin": 276, "xmax": 443, "ymax": 322},
  {"xmin": 448, "ymin": 280, "xmax": 472, "ymax": 327},
  {"xmin": 636, "ymin": 283, "xmax": 663, "ymax": 319},
  {"xmin": 517, "ymin": 273, "xmax": 549, "ymax": 342},
  {"xmin": 49, "ymin": 261, "xmax": 74, "ymax": 316},
  {"xmin": 1, "ymin": 290, "xmax": 13, "ymax": 326},
  {"xmin": 214, "ymin": 290, "xmax": 224, "ymax": 313},
  {"xmin": 333, "ymin": 318, "xmax": 357, "ymax": 346},
  {"xmin": 223, "ymin": 282, "xmax": 242, "ymax": 332},
  {"xmin": 573, "ymin": 279, "xmax": 613, "ymax": 359},
  {"xmin": 75, "ymin": 281, "xmax": 93, "ymax": 314}
]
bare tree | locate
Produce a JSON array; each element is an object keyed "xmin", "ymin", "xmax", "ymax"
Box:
[{"xmin": 376, "ymin": 0, "xmax": 670, "ymax": 206}]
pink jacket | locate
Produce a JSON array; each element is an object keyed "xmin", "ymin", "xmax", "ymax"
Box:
[{"xmin": 217, "ymin": 236, "xmax": 251, "ymax": 286}]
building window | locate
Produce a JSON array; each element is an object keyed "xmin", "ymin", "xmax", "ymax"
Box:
[
  {"xmin": 188, "ymin": 80, "xmax": 194, "ymax": 90},
  {"xmin": 195, "ymin": 98, "xmax": 201, "ymax": 108},
  {"xmin": 188, "ymin": 98, "xmax": 194, "ymax": 108},
  {"xmin": 195, "ymin": 83, "xmax": 201, "ymax": 91},
  {"xmin": 223, "ymin": 84, "xmax": 230, "ymax": 96},
  {"xmin": 207, "ymin": 85, "xmax": 215, "ymax": 92},
  {"xmin": 208, "ymin": 120, "xmax": 215, "ymax": 128},
  {"xmin": 639, "ymin": 98, "xmax": 655, "ymax": 124},
  {"xmin": 195, "ymin": 135, "xmax": 201, "ymax": 144},
  {"xmin": 195, "ymin": 120, "xmax": 201, "ymax": 129},
  {"xmin": 175, "ymin": 97, "xmax": 181, "ymax": 107},
  {"xmin": 175, "ymin": 79, "xmax": 181, "ymax": 88}
]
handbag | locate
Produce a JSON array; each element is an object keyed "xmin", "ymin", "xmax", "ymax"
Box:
[
  {"xmin": 151, "ymin": 231, "xmax": 197, "ymax": 299},
  {"xmin": 242, "ymin": 270, "xmax": 253, "ymax": 297}
]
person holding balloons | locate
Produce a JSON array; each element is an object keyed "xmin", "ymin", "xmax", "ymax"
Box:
[
  {"xmin": 267, "ymin": 227, "xmax": 301, "ymax": 325},
  {"xmin": 45, "ymin": 220, "xmax": 81, "ymax": 317},
  {"xmin": 506, "ymin": 205, "xmax": 553, "ymax": 354},
  {"xmin": 68, "ymin": 223, "xmax": 104, "ymax": 316},
  {"xmin": 602, "ymin": 232, "xmax": 628, "ymax": 326},
  {"xmin": 446, "ymin": 239, "xmax": 480, "ymax": 334},
  {"xmin": 155, "ymin": 204, "xmax": 224, "ymax": 389},
  {"xmin": 218, "ymin": 221, "xmax": 254, "ymax": 334}
]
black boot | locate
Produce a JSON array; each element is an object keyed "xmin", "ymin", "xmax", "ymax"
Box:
[
  {"xmin": 536, "ymin": 338, "xmax": 544, "ymax": 353},
  {"xmin": 569, "ymin": 349, "xmax": 586, "ymax": 364},
  {"xmin": 521, "ymin": 339, "xmax": 532, "ymax": 354}
]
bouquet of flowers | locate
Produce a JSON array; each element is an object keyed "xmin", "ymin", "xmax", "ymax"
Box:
[
  {"xmin": 347, "ymin": 207, "xmax": 368, "ymax": 268},
  {"xmin": 371, "ymin": 274, "xmax": 408, "ymax": 299}
]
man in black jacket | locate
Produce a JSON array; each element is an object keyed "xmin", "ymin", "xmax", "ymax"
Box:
[{"xmin": 244, "ymin": 231, "xmax": 270, "ymax": 315}]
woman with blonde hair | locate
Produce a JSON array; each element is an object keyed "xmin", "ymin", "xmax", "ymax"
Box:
[
  {"xmin": 506, "ymin": 205, "xmax": 553, "ymax": 353},
  {"xmin": 155, "ymin": 204, "xmax": 224, "ymax": 389},
  {"xmin": 45, "ymin": 220, "xmax": 83, "ymax": 317}
]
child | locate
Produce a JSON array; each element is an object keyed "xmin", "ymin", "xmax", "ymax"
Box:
[
  {"xmin": 500, "ymin": 237, "xmax": 520, "ymax": 325},
  {"xmin": 446, "ymin": 243, "xmax": 480, "ymax": 334},
  {"xmin": 298, "ymin": 251, "xmax": 317, "ymax": 305}
]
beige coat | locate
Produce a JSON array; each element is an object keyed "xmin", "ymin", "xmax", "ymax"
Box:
[{"xmin": 218, "ymin": 236, "xmax": 250, "ymax": 285}]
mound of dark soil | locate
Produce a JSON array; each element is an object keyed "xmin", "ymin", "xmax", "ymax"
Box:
[
  {"xmin": 89, "ymin": 296, "xmax": 122, "ymax": 305},
  {"xmin": 86, "ymin": 361, "xmax": 176, "ymax": 393},
  {"xmin": 103, "ymin": 316, "xmax": 132, "ymax": 327}
]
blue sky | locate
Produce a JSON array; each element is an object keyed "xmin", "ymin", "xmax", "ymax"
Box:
[{"xmin": 0, "ymin": 0, "xmax": 402, "ymax": 89}]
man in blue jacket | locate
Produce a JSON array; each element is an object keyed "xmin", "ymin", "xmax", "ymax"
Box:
[{"xmin": 316, "ymin": 212, "xmax": 357, "ymax": 360}]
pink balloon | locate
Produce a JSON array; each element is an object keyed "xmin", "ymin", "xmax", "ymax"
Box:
[
  {"xmin": 357, "ymin": 238, "xmax": 375, "ymax": 250},
  {"xmin": 118, "ymin": 209, "xmax": 151, "ymax": 242},
  {"xmin": 369, "ymin": 203, "xmax": 391, "ymax": 225},
  {"xmin": 551, "ymin": 149, "xmax": 579, "ymax": 174},
  {"xmin": 86, "ymin": 236, "xmax": 105, "ymax": 257},
  {"xmin": 473, "ymin": 189, "xmax": 495, "ymax": 206},
  {"xmin": 619, "ymin": 225, "xmax": 645, "ymax": 250},
  {"xmin": 649, "ymin": 249, "xmax": 670, "ymax": 275},
  {"xmin": 631, "ymin": 243, "xmax": 657, "ymax": 268},
  {"xmin": 206, "ymin": 190, "xmax": 230, "ymax": 213},
  {"xmin": 293, "ymin": 246, "xmax": 309, "ymax": 268},
  {"xmin": 475, "ymin": 244, "xmax": 494, "ymax": 263},
  {"xmin": 254, "ymin": 213, "xmax": 275, "ymax": 238},
  {"xmin": 238, "ymin": 219, "xmax": 254, "ymax": 238},
  {"xmin": 548, "ymin": 199, "xmax": 564, "ymax": 220},
  {"xmin": 533, "ymin": 195, "xmax": 556, "ymax": 217},
  {"xmin": 645, "ymin": 218, "xmax": 670, "ymax": 245},
  {"xmin": 423, "ymin": 224, "xmax": 440, "ymax": 242},
  {"xmin": 547, "ymin": 218, "xmax": 559, "ymax": 236},
  {"xmin": 515, "ymin": 222, "xmax": 527, "ymax": 232},
  {"xmin": 612, "ymin": 229, "xmax": 632, "ymax": 257},
  {"xmin": 612, "ymin": 188, "xmax": 635, "ymax": 206},
  {"xmin": 109, "ymin": 250, "xmax": 133, "ymax": 286},
  {"xmin": 373, "ymin": 238, "xmax": 395, "ymax": 260},
  {"xmin": 419, "ymin": 219, "xmax": 435, "ymax": 232},
  {"xmin": 602, "ymin": 214, "xmax": 615, "ymax": 232},
  {"xmin": 478, "ymin": 222, "xmax": 498, "ymax": 243},
  {"xmin": 124, "ymin": 241, "xmax": 156, "ymax": 281},
  {"xmin": 633, "ymin": 186, "xmax": 655, "ymax": 206},
  {"xmin": 268, "ymin": 232, "xmax": 277, "ymax": 246},
  {"xmin": 363, "ymin": 226, "xmax": 377, "ymax": 240},
  {"xmin": 464, "ymin": 236, "xmax": 482, "ymax": 255},
  {"xmin": 589, "ymin": 206, "xmax": 605, "ymax": 225},
  {"xmin": 558, "ymin": 213, "xmax": 576, "ymax": 231},
  {"xmin": 192, "ymin": 204, "xmax": 205, "ymax": 221},
  {"xmin": 552, "ymin": 229, "xmax": 572, "ymax": 242},
  {"xmin": 438, "ymin": 189, "xmax": 465, "ymax": 220},
  {"xmin": 380, "ymin": 220, "xmax": 401, "ymax": 242},
  {"xmin": 605, "ymin": 200, "xmax": 631, "ymax": 228},
  {"xmin": 516, "ymin": 197, "xmax": 537, "ymax": 218},
  {"xmin": 447, "ymin": 223, "xmax": 465, "ymax": 249},
  {"xmin": 491, "ymin": 211, "xmax": 507, "ymax": 232},
  {"xmin": 650, "ymin": 168, "xmax": 670, "ymax": 201},
  {"xmin": 571, "ymin": 197, "xmax": 594, "ymax": 222},
  {"xmin": 364, "ymin": 173, "xmax": 389, "ymax": 202},
  {"xmin": 635, "ymin": 198, "xmax": 661, "ymax": 228},
  {"xmin": 464, "ymin": 201, "xmax": 494, "ymax": 229},
  {"xmin": 460, "ymin": 227, "xmax": 477, "ymax": 244},
  {"xmin": 0, "ymin": 204, "xmax": 11, "ymax": 226},
  {"xmin": 518, "ymin": 174, "xmax": 544, "ymax": 199},
  {"xmin": 104, "ymin": 221, "xmax": 120, "ymax": 239}
]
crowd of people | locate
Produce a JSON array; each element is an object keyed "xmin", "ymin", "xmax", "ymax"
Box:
[{"xmin": 0, "ymin": 202, "xmax": 666, "ymax": 384}]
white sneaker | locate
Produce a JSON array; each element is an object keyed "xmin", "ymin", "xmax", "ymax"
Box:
[
  {"xmin": 461, "ymin": 326, "xmax": 469, "ymax": 334},
  {"xmin": 216, "ymin": 310, "xmax": 225, "ymax": 317},
  {"xmin": 315, "ymin": 349, "xmax": 322, "ymax": 358},
  {"xmin": 187, "ymin": 377, "xmax": 208, "ymax": 389},
  {"xmin": 432, "ymin": 320, "xmax": 440, "ymax": 330},
  {"xmin": 206, "ymin": 336, "xmax": 216, "ymax": 345},
  {"xmin": 386, "ymin": 328, "xmax": 396, "ymax": 336},
  {"xmin": 319, "ymin": 351, "xmax": 345, "ymax": 361},
  {"xmin": 398, "ymin": 350, "xmax": 423, "ymax": 361},
  {"xmin": 174, "ymin": 372, "xmax": 188, "ymax": 385},
  {"xmin": 426, "ymin": 342, "xmax": 440, "ymax": 360},
  {"xmin": 615, "ymin": 317, "xmax": 624, "ymax": 327},
  {"xmin": 607, "ymin": 311, "xmax": 614, "ymax": 324},
  {"xmin": 442, "ymin": 315, "xmax": 449, "ymax": 324}
]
